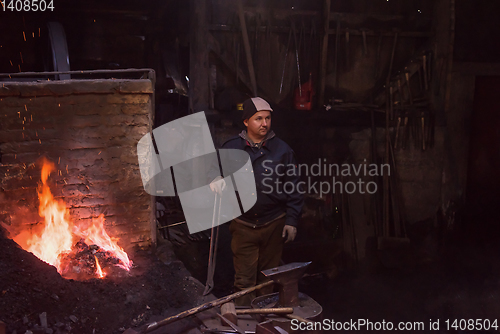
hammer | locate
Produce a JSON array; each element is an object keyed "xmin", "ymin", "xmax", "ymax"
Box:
[{"xmin": 123, "ymin": 262, "xmax": 311, "ymax": 334}]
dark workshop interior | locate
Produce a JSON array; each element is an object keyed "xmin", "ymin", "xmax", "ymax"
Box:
[{"xmin": 1, "ymin": 0, "xmax": 500, "ymax": 333}]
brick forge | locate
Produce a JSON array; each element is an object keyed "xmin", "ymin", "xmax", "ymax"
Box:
[{"xmin": 0, "ymin": 79, "xmax": 155, "ymax": 252}]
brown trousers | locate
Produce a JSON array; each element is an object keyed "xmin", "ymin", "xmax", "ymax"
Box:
[{"xmin": 229, "ymin": 217, "xmax": 286, "ymax": 306}]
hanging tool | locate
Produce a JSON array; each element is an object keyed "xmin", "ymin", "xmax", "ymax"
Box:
[
  {"xmin": 374, "ymin": 32, "xmax": 383, "ymax": 79},
  {"xmin": 421, "ymin": 111, "xmax": 426, "ymax": 151},
  {"xmin": 396, "ymin": 77, "xmax": 409, "ymax": 150},
  {"xmin": 345, "ymin": 28, "xmax": 350, "ymax": 68},
  {"xmin": 404, "ymin": 71, "xmax": 413, "ymax": 104},
  {"xmin": 306, "ymin": 18, "xmax": 317, "ymax": 72},
  {"xmin": 253, "ymin": 14, "xmax": 261, "ymax": 75},
  {"xmin": 389, "ymin": 85, "xmax": 394, "ymax": 121},
  {"xmin": 203, "ymin": 192, "xmax": 222, "ymax": 296},
  {"xmin": 426, "ymin": 52, "xmax": 432, "ymax": 84},
  {"xmin": 418, "ymin": 66, "xmax": 423, "ymax": 92},
  {"xmin": 279, "ymin": 23, "xmax": 293, "ymax": 95},
  {"xmin": 333, "ymin": 19, "xmax": 341, "ymax": 88},
  {"xmin": 422, "ymin": 54, "xmax": 428, "ymax": 91},
  {"xmin": 266, "ymin": 16, "xmax": 272, "ymax": 82},
  {"xmin": 237, "ymin": 0, "xmax": 257, "ymax": 96},
  {"xmin": 386, "ymin": 32, "xmax": 398, "ymax": 83},
  {"xmin": 361, "ymin": 29, "xmax": 368, "ymax": 57},
  {"xmin": 394, "ymin": 113, "xmax": 402, "ymax": 150},
  {"xmin": 291, "ymin": 19, "xmax": 302, "ymax": 96}
]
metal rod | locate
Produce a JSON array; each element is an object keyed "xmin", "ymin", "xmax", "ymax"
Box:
[
  {"xmin": 139, "ymin": 281, "xmax": 274, "ymax": 334},
  {"xmin": 0, "ymin": 68, "xmax": 154, "ymax": 78}
]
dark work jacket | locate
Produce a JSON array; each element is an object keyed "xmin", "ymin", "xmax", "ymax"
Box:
[{"xmin": 220, "ymin": 135, "xmax": 303, "ymax": 227}]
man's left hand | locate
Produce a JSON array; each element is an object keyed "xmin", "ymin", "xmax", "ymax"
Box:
[{"xmin": 282, "ymin": 225, "xmax": 297, "ymax": 243}]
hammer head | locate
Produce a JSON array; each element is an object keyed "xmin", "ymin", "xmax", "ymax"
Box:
[{"xmin": 261, "ymin": 262, "xmax": 311, "ymax": 307}]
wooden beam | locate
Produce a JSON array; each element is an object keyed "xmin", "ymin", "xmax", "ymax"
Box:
[
  {"xmin": 237, "ymin": 0, "xmax": 258, "ymax": 97},
  {"xmin": 329, "ymin": 12, "xmax": 406, "ymax": 22},
  {"xmin": 209, "ymin": 25, "xmax": 432, "ymax": 38},
  {"xmin": 189, "ymin": 0, "xmax": 210, "ymax": 113},
  {"xmin": 246, "ymin": 7, "xmax": 320, "ymax": 20},
  {"xmin": 319, "ymin": 0, "xmax": 331, "ymax": 106},
  {"xmin": 328, "ymin": 29, "xmax": 431, "ymax": 37},
  {"xmin": 444, "ymin": 0, "xmax": 456, "ymax": 114}
]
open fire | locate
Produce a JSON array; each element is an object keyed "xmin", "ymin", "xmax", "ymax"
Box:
[{"xmin": 10, "ymin": 158, "xmax": 132, "ymax": 280}]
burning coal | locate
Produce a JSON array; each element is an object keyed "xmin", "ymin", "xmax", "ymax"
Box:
[{"xmin": 10, "ymin": 158, "xmax": 132, "ymax": 280}]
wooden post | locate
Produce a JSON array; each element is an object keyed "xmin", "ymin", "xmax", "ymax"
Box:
[
  {"xmin": 333, "ymin": 19, "xmax": 341, "ymax": 88},
  {"xmin": 237, "ymin": 0, "xmax": 258, "ymax": 97},
  {"xmin": 189, "ymin": 0, "xmax": 210, "ymax": 113},
  {"xmin": 444, "ymin": 0, "xmax": 455, "ymax": 113},
  {"xmin": 319, "ymin": 0, "xmax": 331, "ymax": 106}
]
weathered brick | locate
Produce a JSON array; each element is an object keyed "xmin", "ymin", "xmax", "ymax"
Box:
[
  {"xmin": 121, "ymin": 103, "xmax": 151, "ymax": 115},
  {"xmin": 1, "ymin": 152, "xmax": 44, "ymax": 164},
  {"xmin": 119, "ymin": 80, "xmax": 154, "ymax": 94},
  {"xmin": 0, "ymin": 129, "xmax": 60, "ymax": 142},
  {"xmin": 106, "ymin": 94, "xmax": 150, "ymax": 105},
  {"xmin": 69, "ymin": 207, "xmax": 102, "ymax": 219},
  {"xmin": 72, "ymin": 103, "xmax": 122, "ymax": 116},
  {"xmin": 63, "ymin": 195, "xmax": 107, "ymax": 207},
  {"xmin": 1, "ymin": 79, "xmax": 154, "ymax": 245}
]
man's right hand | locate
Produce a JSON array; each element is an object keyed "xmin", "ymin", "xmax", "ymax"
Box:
[{"xmin": 209, "ymin": 176, "xmax": 226, "ymax": 194}]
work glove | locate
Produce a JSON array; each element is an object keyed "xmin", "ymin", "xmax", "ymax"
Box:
[
  {"xmin": 282, "ymin": 225, "xmax": 297, "ymax": 243},
  {"xmin": 209, "ymin": 176, "xmax": 226, "ymax": 194}
]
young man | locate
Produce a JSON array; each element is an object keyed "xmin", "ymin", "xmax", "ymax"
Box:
[{"xmin": 211, "ymin": 97, "xmax": 304, "ymax": 305}]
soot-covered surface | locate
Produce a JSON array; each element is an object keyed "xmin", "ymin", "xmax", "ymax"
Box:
[{"xmin": 0, "ymin": 228, "xmax": 206, "ymax": 334}]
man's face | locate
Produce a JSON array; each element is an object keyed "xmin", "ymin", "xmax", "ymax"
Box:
[{"xmin": 244, "ymin": 110, "xmax": 271, "ymax": 139}]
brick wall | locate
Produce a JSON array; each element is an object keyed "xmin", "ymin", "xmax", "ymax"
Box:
[{"xmin": 0, "ymin": 79, "xmax": 154, "ymax": 250}]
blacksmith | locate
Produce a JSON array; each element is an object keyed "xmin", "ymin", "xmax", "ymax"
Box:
[{"xmin": 210, "ymin": 97, "xmax": 304, "ymax": 305}]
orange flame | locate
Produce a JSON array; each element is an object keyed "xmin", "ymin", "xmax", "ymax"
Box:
[
  {"xmin": 17, "ymin": 159, "xmax": 74, "ymax": 270},
  {"xmin": 13, "ymin": 158, "xmax": 132, "ymax": 278},
  {"xmin": 95, "ymin": 256, "xmax": 106, "ymax": 278},
  {"xmin": 76, "ymin": 214, "xmax": 132, "ymax": 271}
]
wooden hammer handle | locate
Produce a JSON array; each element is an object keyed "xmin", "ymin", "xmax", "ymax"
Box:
[
  {"xmin": 236, "ymin": 307, "xmax": 294, "ymax": 315},
  {"xmin": 140, "ymin": 281, "xmax": 274, "ymax": 333}
]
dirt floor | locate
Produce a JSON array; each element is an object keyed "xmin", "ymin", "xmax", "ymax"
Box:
[
  {"xmin": 0, "ymin": 226, "xmax": 208, "ymax": 334},
  {"xmin": 3, "ymin": 208, "xmax": 500, "ymax": 334}
]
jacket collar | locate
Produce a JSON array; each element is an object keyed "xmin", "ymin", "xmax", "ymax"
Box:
[{"xmin": 239, "ymin": 130, "xmax": 275, "ymax": 150}]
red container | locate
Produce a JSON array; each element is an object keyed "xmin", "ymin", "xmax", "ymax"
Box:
[{"xmin": 293, "ymin": 74, "xmax": 315, "ymax": 110}]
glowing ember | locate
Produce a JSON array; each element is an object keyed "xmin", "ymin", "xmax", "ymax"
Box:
[
  {"xmin": 95, "ymin": 256, "xmax": 105, "ymax": 278},
  {"xmin": 12, "ymin": 158, "xmax": 132, "ymax": 279},
  {"xmin": 75, "ymin": 214, "xmax": 132, "ymax": 271}
]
